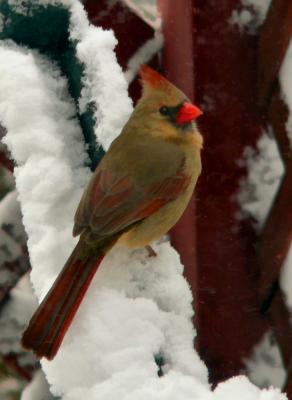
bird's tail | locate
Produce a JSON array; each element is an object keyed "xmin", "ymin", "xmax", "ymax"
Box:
[{"xmin": 21, "ymin": 239, "xmax": 105, "ymax": 360}]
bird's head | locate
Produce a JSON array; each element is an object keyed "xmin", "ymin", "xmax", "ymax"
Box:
[{"xmin": 134, "ymin": 65, "xmax": 203, "ymax": 146}]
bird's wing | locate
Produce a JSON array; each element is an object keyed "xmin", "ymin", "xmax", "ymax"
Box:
[{"xmin": 73, "ymin": 163, "xmax": 190, "ymax": 238}]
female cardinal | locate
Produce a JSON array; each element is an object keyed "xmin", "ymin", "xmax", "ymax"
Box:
[{"xmin": 21, "ymin": 65, "xmax": 203, "ymax": 360}]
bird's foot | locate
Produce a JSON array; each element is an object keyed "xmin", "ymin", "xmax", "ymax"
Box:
[{"xmin": 146, "ymin": 245, "xmax": 157, "ymax": 257}]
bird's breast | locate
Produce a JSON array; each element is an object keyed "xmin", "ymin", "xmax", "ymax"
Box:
[{"xmin": 119, "ymin": 154, "xmax": 200, "ymax": 249}]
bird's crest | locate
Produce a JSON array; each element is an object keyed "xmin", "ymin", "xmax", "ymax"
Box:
[{"xmin": 139, "ymin": 65, "xmax": 169, "ymax": 91}]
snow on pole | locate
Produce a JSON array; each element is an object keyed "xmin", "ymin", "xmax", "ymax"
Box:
[
  {"xmin": 0, "ymin": 1, "xmax": 287, "ymax": 399},
  {"xmin": 237, "ymin": 130, "xmax": 284, "ymax": 230},
  {"xmin": 280, "ymin": 39, "xmax": 292, "ymax": 147},
  {"xmin": 121, "ymin": 0, "xmax": 161, "ymax": 30}
]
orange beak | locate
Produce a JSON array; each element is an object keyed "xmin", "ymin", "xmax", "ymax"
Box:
[{"xmin": 176, "ymin": 102, "xmax": 203, "ymax": 124}]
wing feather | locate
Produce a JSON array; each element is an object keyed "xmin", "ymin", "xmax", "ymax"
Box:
[{"xmin": 73, "ymin": 162, "xmax": 190, "ymax": 238}]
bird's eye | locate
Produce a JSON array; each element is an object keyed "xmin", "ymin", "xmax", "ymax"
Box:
[{"xmin": 159, "ymin": 106, "xmax": 169, "ymax": 116}]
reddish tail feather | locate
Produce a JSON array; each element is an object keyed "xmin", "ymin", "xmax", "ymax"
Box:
[{"xmin": 21, "ymin": 240, "xmax": 104, "ymax": 360}]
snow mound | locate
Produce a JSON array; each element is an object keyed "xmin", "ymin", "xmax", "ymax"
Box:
[
  {"xmin": 0, "ymin": 41, "xmax": 90, "ymax": 297},
  {"xmin": 244, "ymin": 331, "xmax": 286, "ymax": 389},
  {"xmin": 0, "ymin": 33, "xmax": 209, "ymax": 400},
  {"xmin": 21, "ymin": 370, "xmax": 52, "ymax": 400},
  {"xmin": 237, "ymin": 130, "xmax": 284, "ymax": 230}
]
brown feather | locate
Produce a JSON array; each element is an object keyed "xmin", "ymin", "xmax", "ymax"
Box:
[{"xmin": 21, "ymin": 239, "xmax": 113, "ymax": 359}]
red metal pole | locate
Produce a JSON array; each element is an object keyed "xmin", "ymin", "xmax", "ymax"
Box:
[
  {"xmin": 174, "ymin": 0, "xmax": 267, "ymax": 384},
  {"xmin": 158, "ymin": 0, "xmax": 199, "ymax": 305}
]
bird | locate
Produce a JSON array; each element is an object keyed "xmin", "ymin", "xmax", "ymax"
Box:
[{"xmin": 21, "ymin": 65, "xmax": 203, "ymax": 360}]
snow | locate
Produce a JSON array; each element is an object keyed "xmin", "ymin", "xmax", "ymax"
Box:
[
  {"xmin": 122, "ymin": 0, "xmax": 161, "ymax": 30},
  {"xmin": 3, "ymin": 0, "xmax": 133, "ymax": 153},
  {"xmin": 75, "ymin": 24, "xmax": 133, "ymax": 151},
  {"xmin": 0, "ymin": 41, "xmax": 90, "ymax": 298},
  {"xmin": 244, "ymin": 332, "xmax": 286, "ymax": 389},
  {"xmin": 279, "ymin": 40, "xmax": 292, "ymax": 147},
  {"xmin": 21, "ymin": 370, "xmax": 52, "ymax": 400},
  {"xmin": 214, "ymin": 376, "xmax": 285, "ymax": 400},
  {"xmin": 229, "ymin": 0, "xmax": 271, "ymax": 33},
  {"xmin": 0, "ymin": 0, "xmax": 288, "ymax": 399},
  {"xmin": 43, "ymin": 243, "xmax": 211, "ymax": 399},
  {"xmin": 65, "ymin": 0, "xmax": 133, "ymax": 150},
  {"xmin": 237, "ymin": 130, "xmax": 284, "ymax": 230}
]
